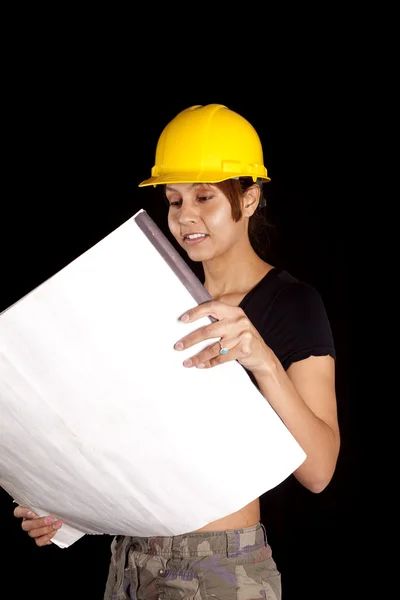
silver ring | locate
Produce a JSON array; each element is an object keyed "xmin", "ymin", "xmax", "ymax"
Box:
[{"xmin": 219, "ymin": 341, "xmax": 229, "ymax": 355}]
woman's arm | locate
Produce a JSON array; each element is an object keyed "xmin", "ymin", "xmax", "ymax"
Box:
[
  {"xmin": 252, "ymin": 353, "xmax": 340, "ymax": 493},
  {"xmin": 175, "ymin": 300, "xmax": 340, "ymax": 493}
]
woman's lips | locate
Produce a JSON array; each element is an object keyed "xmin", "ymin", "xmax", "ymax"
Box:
[{"xmin": 183, "ymin": 234, "xmax": 208, "ymax": 245}]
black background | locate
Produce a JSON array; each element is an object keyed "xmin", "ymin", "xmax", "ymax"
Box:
[{"xmin": 0, "ymin": 71, "xmax": 359, "ymax": 599}]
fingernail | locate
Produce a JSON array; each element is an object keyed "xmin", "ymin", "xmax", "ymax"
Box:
[
  {"xmin": 174, "ymin": 341, "xmax": 183, "ymax": 350},
  {"xmin": 27, "ymin": 511, "xmax": 36, "ymax": 518},
  {"xmin": 53, "ymin": 520, "xmax": 63, "ymax": 529},
  {"xmin": 197, "ymin": 363, "xmax": 205, "ymax": 369},
  {"xmin": 44, "ymin": 517, "xmax": 55, "ymax": 525},
  {"xmin": 183, "ymin": 359, "xmax": 192, "ymax": 367},
  {"xmin": 180, "ymin": 313, "xmax": 189, "ymax": 322}
]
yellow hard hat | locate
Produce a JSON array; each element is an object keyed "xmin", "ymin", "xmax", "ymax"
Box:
[{"xmin": 138, "ymin": 104, "xmax": 270, "ymax": 187}]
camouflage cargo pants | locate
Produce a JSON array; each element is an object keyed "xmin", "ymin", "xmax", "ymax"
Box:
[{"xmin": 103, "ymin": 523, "xmax": 281, "ymax": 599}]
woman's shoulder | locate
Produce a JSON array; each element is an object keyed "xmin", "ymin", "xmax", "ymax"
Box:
[
  {"xmin": 241, "ymin": 266, "xmax": 322, "ymax": 312},
  {"xmin": 242, "ymin": 267, "xmax": 336, "ymax": 370},
  {"xmin": 271, "ymin": 269, "xmax": 329, "ymax": 317}
]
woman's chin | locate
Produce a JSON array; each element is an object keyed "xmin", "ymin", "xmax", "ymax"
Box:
[{"xmin": 184, "ymin": 244, "xmax": 215, "ymax": 261}]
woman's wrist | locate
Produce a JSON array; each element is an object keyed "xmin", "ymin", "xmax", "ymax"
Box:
[{"xmin": 251, "ymin": 348, "xmax": 282, "ymax": 381}]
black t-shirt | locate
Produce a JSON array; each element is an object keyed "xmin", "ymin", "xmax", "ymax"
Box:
[{"xmin": 239, "ymin": 267, "xmax": 335, "ymax": 378}]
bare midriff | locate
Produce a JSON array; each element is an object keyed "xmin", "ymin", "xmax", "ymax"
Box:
[{"xmin": 195, "ymin": 498, "xmax": 260, "ymax": 532}]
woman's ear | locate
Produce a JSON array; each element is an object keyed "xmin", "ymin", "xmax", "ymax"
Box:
[{"xmin": 242, "ymin": 185, "xmax": 261, "ymax": 217}]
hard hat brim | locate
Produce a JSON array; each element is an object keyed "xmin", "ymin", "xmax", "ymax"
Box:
[{"xmin": 138, "ymin": 172, "xmax": 271, "ymax": 187}]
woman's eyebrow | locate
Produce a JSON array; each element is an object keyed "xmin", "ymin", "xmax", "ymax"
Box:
[{"xmin": 165, "ymin": 184, "xmax": 203, "ymax": 192}]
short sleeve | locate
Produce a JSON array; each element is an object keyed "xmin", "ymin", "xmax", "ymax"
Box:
[{"xmin": 262, "ymin": 282, "xmax": 336, "ymax": 371}]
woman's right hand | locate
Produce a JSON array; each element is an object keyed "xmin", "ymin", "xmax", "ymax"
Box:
[{"xmin": 13, "ymin": 505, "xmax": 63, "ymax": 546}]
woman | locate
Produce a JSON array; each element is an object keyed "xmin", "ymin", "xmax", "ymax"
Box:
[{"xmin": 14, "ymin": 104, "xmax": 340, "ymax": 600}]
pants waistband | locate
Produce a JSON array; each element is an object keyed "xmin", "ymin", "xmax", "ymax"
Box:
[{"xmin": 118, "ymin": 523, "xmax": 266, "ymax": 558}]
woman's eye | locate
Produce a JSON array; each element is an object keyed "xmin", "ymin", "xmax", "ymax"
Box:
[
  {"xmin": 197, "ymin": 195, "xmax": 213, "ymax": 202},
  {"xmin": 169, "ymin": 199, "xmax": 182, "ymax": 207}
]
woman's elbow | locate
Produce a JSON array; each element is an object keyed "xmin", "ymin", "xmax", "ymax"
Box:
[
  {"xmin": 300, "ymin": 468, "xmax": 336, "ymax": 494},
  {"xmin": 307, "ymin": 478, "xmax": 333, "ymax": 494},
  {"xmin": 298, "ymin": 442, "xmax": 341, "ymax": 494}
]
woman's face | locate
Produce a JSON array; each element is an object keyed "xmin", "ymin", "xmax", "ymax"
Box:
[{"xmin": 165, "ymin": 182, "xmax": 248, "ymax": 263}]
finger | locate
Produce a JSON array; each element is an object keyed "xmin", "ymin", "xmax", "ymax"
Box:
[
  {"xmin": 14, "ymin": 505, "xmax": 37, "ymax": 519},
  {"xmin": 26, "ymin": 522, "xmax": 61, "ymax": 541},
  {"xmin": 34, "ymin": 533, "xmax": 57, "ymax": 547},
  {"xmin": 184, "ymin": 340, "xmax": 239, "ymax": 369},
  {"xmin": 174, "ymin": 322, "xmax": 223, "ymax": 352},
  {"xmin": 22, "ymin": 516, "xmax": 63, "ymax": 538},
  {"xmin": 180, "ymin": 301, "xmax": 238, "ymax": 323},
  {"xmin": 209, "ymin": 347, "xmax": 238, "ymax": 368}
]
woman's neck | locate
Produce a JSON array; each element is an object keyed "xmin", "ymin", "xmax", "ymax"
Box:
[{"xmin": 203, "ymin": 243, "xmax": 272, "ymax": 302}]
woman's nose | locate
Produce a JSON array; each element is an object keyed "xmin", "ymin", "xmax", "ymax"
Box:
[{"xmin": 178, "ymin": 203, "xmax": 199, "ymax": 224}]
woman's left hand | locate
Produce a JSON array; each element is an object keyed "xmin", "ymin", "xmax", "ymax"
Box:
[{"xmin": 174, "ymin": 300, "xmax": 271, "ymax": 374}]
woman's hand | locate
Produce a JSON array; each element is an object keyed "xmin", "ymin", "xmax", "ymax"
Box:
[
  {"xmin": 175, "ymin": 300, "xmax": 271, "ymax": 374},
  {"xmin": 13, "ymin": 505, "xmax": 62, "ymax": 547}
]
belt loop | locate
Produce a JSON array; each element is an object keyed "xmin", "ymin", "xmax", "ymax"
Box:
[
  {"xmin": 226, "ymin": 530, "xmax": 237, "ymax": 558},
  {"xmin": 260, "ymin": 522, "xmax": 268, "ymax": 546},
  {"xmin": 171, "ymin": 534, "xmax": 181, "ymax": 558}
]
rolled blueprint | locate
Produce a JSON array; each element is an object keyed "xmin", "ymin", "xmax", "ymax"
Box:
[{"xmin": 0, "ymin": 209, "xmax": 306, "ymax": 548}]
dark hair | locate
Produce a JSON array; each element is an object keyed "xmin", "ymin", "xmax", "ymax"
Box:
[{"xmin": 215, "ymin": 178, "xmax": 271, "ymax": 259}]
